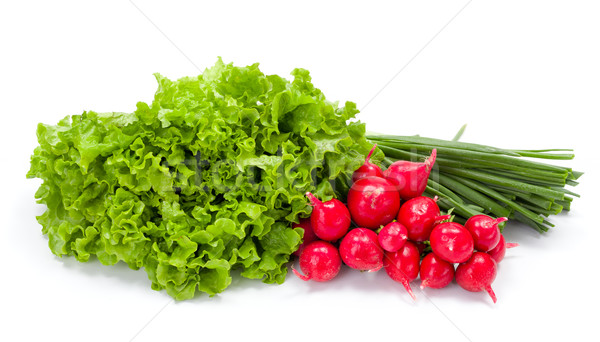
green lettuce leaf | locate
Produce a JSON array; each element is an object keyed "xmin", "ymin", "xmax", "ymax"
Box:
[{"xmin": 27, "ymin": 58, "xmax": 381, "ymax": 300}]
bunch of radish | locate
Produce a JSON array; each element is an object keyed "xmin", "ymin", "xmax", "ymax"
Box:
[{"xmin": 292, "ymin": 145, "xmax": 518, "ymax": 303}]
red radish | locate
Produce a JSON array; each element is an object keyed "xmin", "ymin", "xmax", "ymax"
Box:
[
  {"xmin": 339, "ymin": 228, "xmax": 384, "ymax": 271},
  {"xmin": 465, "ymin": 215, "xmax": 507, "ymax": 252},
  {"xmin": 306, "ymin": 192, "xmax": 351, "ymax": 241},
  {"xmin": 396, "ymin": 196, "xmax": 449, "ymax": 242},
  {"xmin": 420, "ymin": 253, "xmax": 455, "ymax": 289},
  {"xmin": 352, "ymin": 144, "xmax": 384, "ymax": 183},
  {"xmin": 383, "ymin": 149, "xmax": 437, "ymax": 200},
  {"xmin": 455, "ymin": 252, "xmax": 498, "ymax": 303},
  {"xmin": 378, "ymin": 221, "xmax": 408, "ymax": 252},
  {"xmin": 347, "ymin": 177, "xmax": 400, "ymax": 229},
  {"xmin": 430, "ymin": 222, "xmax": 474, "ymax": 263},
  {"xmin": 487, "ymin": 234, "xmax": 519, "ymax": 263},
  {"xmin": 292, "ymin": 241, "xmax": 342, "ymax": 282},
  {"xmin": 383, "ymin": 241, "xmax": 420, "ymax": 300},
  {"xmin": 292, "ymin": 218, "xmax": 318, "ymax": 257}
]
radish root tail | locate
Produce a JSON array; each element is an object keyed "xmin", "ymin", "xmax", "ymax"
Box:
[
  {"xmin": 292, "ymin": 267, "xmax": 311, "ymax": 281},
  {"xmin": 402, "ymin": 280, "xmax": 417, "ymax": 301},
  {"xmin": 493, "ymin": 217, "xmax": 509, "ymax": 226},
  {"xmin": 366, "ymin": 144, "xmax": 377, "ymax": 163},
  {"xmin": 425, "ymin": 148, "xmax": 437, "ymax": 170},
  {"xmin": 305, "ymin": 192, "xmax": 321, "ymax": 206},
  {"xmin": 485, "ymin": 285, "xmax": 497, "ymax": 303},
  {"xmin": 434, "ymin": 214, "xmax": 452, "ymax": 224}
]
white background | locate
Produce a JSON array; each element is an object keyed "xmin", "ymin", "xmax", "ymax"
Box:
[{"xmin": 1, "ymin": 1, "xmax": 599, "ymax": 341}]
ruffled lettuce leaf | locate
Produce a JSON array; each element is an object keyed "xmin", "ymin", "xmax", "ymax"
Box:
[{"xmin": 27, "ymin": 58, "xmax": 382, "ymax": 300}]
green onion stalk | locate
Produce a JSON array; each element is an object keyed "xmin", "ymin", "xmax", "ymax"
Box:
[{"xmin": 366, "ymin": 126, "xmax": 581, "ymax": 233}]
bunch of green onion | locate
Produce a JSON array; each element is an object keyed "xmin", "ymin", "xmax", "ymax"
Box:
[{"xmin": 367, "ymin": 127, "xmax": 581, "ymax": 233}]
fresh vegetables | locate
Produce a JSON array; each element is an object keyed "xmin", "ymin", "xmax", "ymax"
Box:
[
  {"xmin": 455, "ymin": 252, "xmax": 498, "ymax": 303},
  {"xmin": 306, "ymin": 192, "xmax": 351, "ymax": 241},
  {"xmin": 339, "ymin": 228, "xmax": 383, "ymax": 271},
  {"xmin": 347, "ymin": 177, "xmax": 400, "ymax": 229},
  {"xmin": 27, "ymin": 59, "xmax": 378, "ymax": 300},
  {"xmin": 292, "ymin": 142, "xmax": 522, "ymax": 303},
  {"xmin": 292, "ymin": 241, "xmax": 342, "ymax": 282},
  {"xmin": 28, "ymin": 59, "xmax": 580, "ymax": 301},
  {"xmin": 293, "ymin": 149, "xmax": 512, "ymax": 303}
]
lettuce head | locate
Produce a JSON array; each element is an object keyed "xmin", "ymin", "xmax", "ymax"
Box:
[{"xmin": 27, "ymin": 59, "xmax": 379, "ymax": 299}]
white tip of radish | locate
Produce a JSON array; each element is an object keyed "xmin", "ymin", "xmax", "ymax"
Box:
[
  {"xmin": 402, "ymin": 280, "xmax": 417, "ymax": 301},
  {"xmin": 408, "ymin": 289, "xmax": 417, "ymax": 301},
  {"xmin": 368, "ymin": 264, "xmax": 383, "ymax": 272}
]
